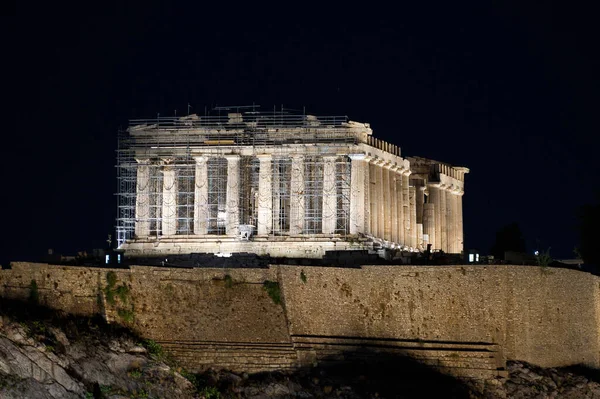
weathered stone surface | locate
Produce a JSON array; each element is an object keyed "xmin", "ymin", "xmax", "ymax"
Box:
[
  {"xmin": 1, "ymin": 262, "xmax": 599, "ymax": 381},
  {"xmin": 0, "ymin": 310, "xmax": 195, "ymax": 399}
]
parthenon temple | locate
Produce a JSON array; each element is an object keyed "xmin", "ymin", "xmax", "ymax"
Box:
[{"xmin": 116, "ymin": 108, "xmax": 468, "ymax": 258}]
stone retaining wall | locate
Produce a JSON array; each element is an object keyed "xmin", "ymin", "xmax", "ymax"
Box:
[{"xmin": 1, "ymin": 262, "xmax": 598, "ymax": 378}]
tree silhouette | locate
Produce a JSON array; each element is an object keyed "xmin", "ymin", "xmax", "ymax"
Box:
[
  {"xmin": 577, "ymin": 197, "xmax": 600, "ymax": 265},
  {"xmin": 490, "ymin": 222, "xmax": 526, "ymax": 260}
]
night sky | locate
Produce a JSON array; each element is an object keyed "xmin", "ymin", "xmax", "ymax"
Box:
[{"xmin": 4, "ymin": 4, "xmax": 599, "ymax": 265}]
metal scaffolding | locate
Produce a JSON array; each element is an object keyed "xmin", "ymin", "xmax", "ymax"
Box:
[{"xmin": 116, "ymin": 108, "xmax": 358, "ymax": 246}]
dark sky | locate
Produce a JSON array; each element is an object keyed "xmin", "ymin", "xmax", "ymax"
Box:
[{"xmin": 4, "ymin": 3, "xmax": 599, "ymax": 265}]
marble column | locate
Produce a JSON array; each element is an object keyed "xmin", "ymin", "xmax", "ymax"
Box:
[
  {"xmin": 322, "ymin": 155, "xmax": 338, "ymax": 234},
  {"xmin": 423, "ymin": 203, "xmax": 435, "ymax": 249},
  {"xmin": 193, "ymin": 156, "xmax": 209, "ymax": 235},
  {"xmin": 272, "ymin": 160, "xmax": 280, "ymax": 231},
  {"xmin": 377, "ymin": 160, "xmax": 385, "ymax": 239},
  {"xmin": 289, "ymin": 154, "xmax": 305, "ymax": 235},
  {"xmin": 225, "ymin": 155, "xmax": 240, "ymax": 236},
  {"xmin": 396, "ymin": 167, "xmax": 405, "ymax": 245},
  {"xmin": 402, "ymin": 171, "xmax": 410, "ymax": 246},
  {"xmin": 428, "ymin": 185, "xmax": 441, "ymax": 250},
  {"xmin": 383, "ymin": 163, "xmax": 392, "ymax": 241},
  {"xmin": 369, "ymin": 161, "xmax": 378, "ymax": 237},
  {"xmin": 439, "ymin": 186, "xmax": 447, "ymax": 252},
  {"xmin": 390, "ymin": 165, "xmax": 399, "ymax": 243},
  {"xmin": 161, "ymin": 160, "xmax": 177, "ymax": 236},
  {"xmin": 409, "ymin": 186, "xmax": 417, "ymax": 248},
  {"xmin": 135, "ymin": 158, "xmax": 150, "ymax": 237},
  {"xmin": 363, "ymin": 156, "xmax": 372, "ymax": 235},
  {"xmin": 257, "ymin": 154, "xmax": 273, "ymax": 235},
  {"xmin": 349, "ymin": 154, "xmax": 366, "ymax": 235},
  {"xmin": 446, "ymin": 185, "xmax": 455, "ymax": 253},
  {"xmin": 416, "ymin": 186, "xmax": 425, "ymax": 224},
  {"xmin": 456, "ymin": 190, "xmax": 464, "ymax": 253},
  {"xmin": 417, "ymin": 223, "xmax": 424, "ymax": 250}
]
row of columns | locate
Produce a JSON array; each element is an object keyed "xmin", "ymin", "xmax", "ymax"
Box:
[
  {"xmin": 134, "ymin": 154, "xmax": 341, "ymax": 237},
  {"xmin": 134, "ymin": 154, "xmax": 465, "ymax": 253},
  {"xmin": 348, "ymin": 155, "xmax": 419, "ymax": 249},
  {"xmin": 424, "ymin": 184, "xmax": 464, "ymax": 253}
]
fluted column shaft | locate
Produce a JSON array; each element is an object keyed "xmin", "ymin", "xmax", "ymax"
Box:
[
  {"xmin": 402, "ymin": 173, "xmax": 410, "ymax": 246},
  {"xmin": 225, "ymin": 155, "xmax": 240, "ymax": 236},
  {"xmin": 376, "ymin": 161, "xmax": 385, "ymax": 239},
  {"xmin": 349, "ymin": 154, "xmax": 366, "ymax": 235},
  {"xmin": 396, "ymin": 169, "xmax": 405, "ymax": 245},
  {"xmin": 135, "ymin": 159, "xmax": 150, "ymax": 237},
  {"xmin": 423, "ymin": 202, "xmax": 435, "ymax": 248},
  {"xmin": 289, "ymin": 155, "xmax": 305, "ymax": 235},
  {"xmin": 390, "ymin": 166, "xmax": 399, "ymax": 243},
  {"xmin": 457, "ymin": 192, "xmax": 464, "ymax": 253},
  {"xmin": 322, "ymin": 156, "xmax": 337, "ymax": 234},
  {"xmin": 446, "ymin": 186, "xmax": 455, "ymax": 253},
  {"xmin": 439, "ymin": 186, "xmax": 447, "ymax": 252},
  {"xmin": 383, "ymin": 163, "xmax": 392, "ymax": 241},
  {"xmin": 428, "ymin": 185, "xmax": 441, "ymax": 250},
  {"xmin": 161, "ymin": 161, "xmax": 177, "ymax": 236},
  {"xmin": 257, "ymin": 154, "xmax": 273, "ymax": 235},
  {"xmin": 194, "ymin": 156, "xmax": 209, "ymax": 235},
  {"xmin": 409, "ymin": 186, "xmax": 417, "ymax": 248},
  {"xmin": 369, "ymin": 161, "xmax": 378, "ymax": 237}
]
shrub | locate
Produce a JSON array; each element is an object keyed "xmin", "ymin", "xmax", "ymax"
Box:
[
  {"xmin": 28, "ymin": 280, "xmax": 39, "ymax": 304},
  {"xmin": 104, "ymin": 287, "xmax": 116, "ymax": 306},
  {"xmin": 142, "ymin": 339, "xmax": 164, "ymax": 358},
  {"xmin": 224, "ymin": 274, "xmax": 233, "ymax": 289},
  {"xmin": 200, "ymin": 386, "xmax": 221, "ymax": 399},
  {"xmin": 263, "ymin": 281, "xmax": 281, "ymax": 305},
  {"xmin": 106, "ymin": 271, "xmax": 117, "ymax": 289},
  {"xmin": 115, "ymin": 284, "xmax": 130, "ymax": 303},
  {"xmin": 117, "ymin": 308, "xmax": 134, "ymax": 323},
  {"xmin": 300, "ymin": 271, "xmax": 307, "ymax": 284}
]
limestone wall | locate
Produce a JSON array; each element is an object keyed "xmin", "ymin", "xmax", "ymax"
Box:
[
  {"xmin": 0, "ymin": 263, "xmax": 290, "ymax": 345},
  {"xmin": 279, "ymin": 265, "xmax": 600, "ymax": 368},
  {"xmin": 1, "ymin": 262, "xmax": 598, "ymax": 375}
]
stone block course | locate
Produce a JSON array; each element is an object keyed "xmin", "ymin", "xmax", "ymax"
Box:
[{"xmin": 1, "ymin": 262, "xmax": 598, "ymax": 380}]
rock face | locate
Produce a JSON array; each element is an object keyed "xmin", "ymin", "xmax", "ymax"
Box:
[
  {"xmin": 481, "ymin": 361, "xmax": 600, "ymax": 399},
  {"xmin": 0, "ymin": 300, "xmax": 194, "ymax": 399}
]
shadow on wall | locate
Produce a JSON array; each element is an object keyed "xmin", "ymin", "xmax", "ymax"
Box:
[{"xmin": 216, "ymin": 348, "xmax": 475, "ymax": 399}]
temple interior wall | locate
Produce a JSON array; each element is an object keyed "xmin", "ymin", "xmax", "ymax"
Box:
[{"xmin": 1, "ymin": 263, "xmax": 598, "ymax": 375}]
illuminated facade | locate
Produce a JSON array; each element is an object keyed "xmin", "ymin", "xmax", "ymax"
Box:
[{"xmin": 116, "ymin": 108, "xmax": 468, "ymax": 258}]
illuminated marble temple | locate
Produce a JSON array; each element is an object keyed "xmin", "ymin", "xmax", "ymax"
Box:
[{"xmin": 116, "ymin": 108, "xmax": 468, "ymax": 258}]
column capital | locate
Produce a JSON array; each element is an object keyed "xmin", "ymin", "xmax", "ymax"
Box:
[
  {"xmin": 224, "ymin": 154, "xmax": 241, "ymax": 161},
  {"xmin": 193, "ymin": 155, "xmax": 209, "ymax": 163},
  {"xmin": 160, "ymin": 157, "xmax": 174, "ymax": 165},
  {"xmin": 322, "ymin": 155, "xmax": 339, "ymax": 161},
  {"xmin": 135, "ymin": 158, "xmax": 150, "ymax": 164},
  {"xmin": 402, "ymin": 169, "xmax": 412, "ymax": 176},
  {"xmin": 348, "ymin": 153, "xmax": 366, "ymax": 161},
  {"xmin": 372, "ymin": 157, "xmax": 386, "ymax": 166},
  {"xmin": 289, "ymin": 153, "xmax": 305, "ymax": 160},
  {"xmin": 256, "ymin": 153, "xmax": 273, "ymax": 161}
]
